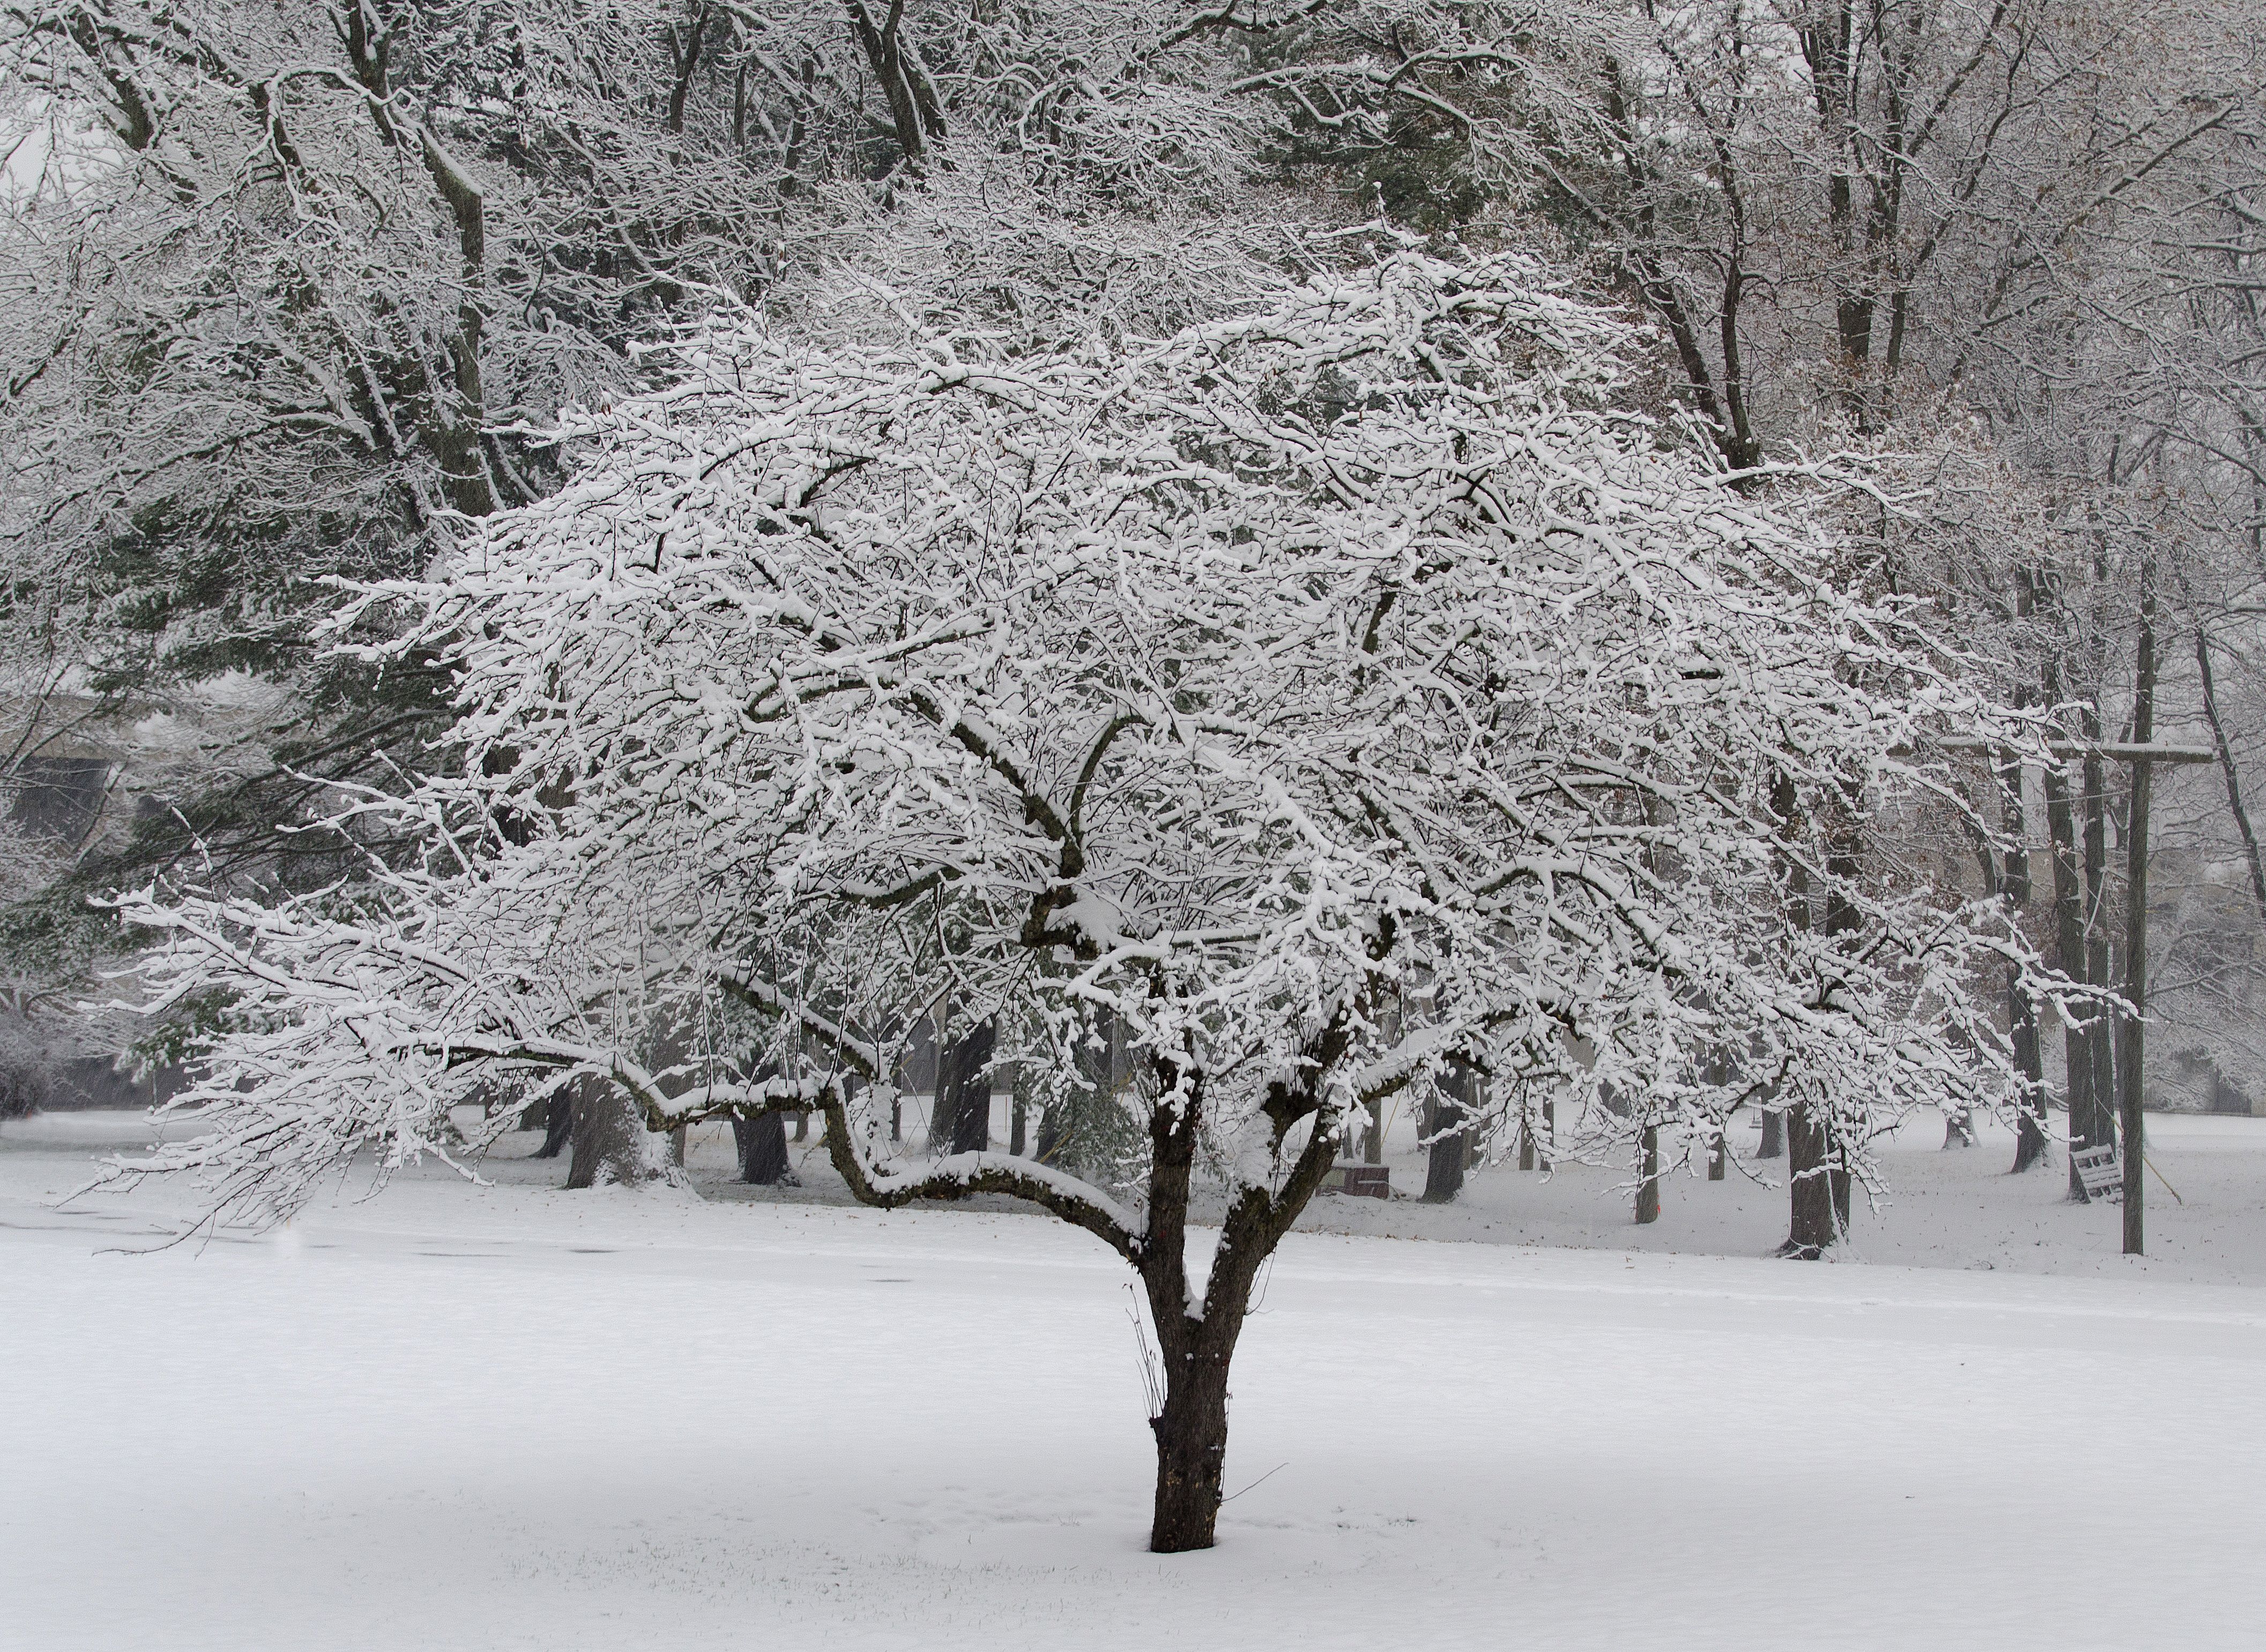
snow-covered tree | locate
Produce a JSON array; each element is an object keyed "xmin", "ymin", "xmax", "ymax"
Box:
[{"xmin": 110, "ymin": 242, "xmax": 2050, "ymax": 1550}]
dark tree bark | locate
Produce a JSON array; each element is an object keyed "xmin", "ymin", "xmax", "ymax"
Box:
[
  {"xmin": 2081, "ymin": 727, "xmax": 2119, "ymax": 1171},
  {"xmin": 2041, "ymin": 695, "xmax": 2098, "ymax": 1199},
  {"xmin": 1421, "ymin": 1066, "xmax": 1472, "ymax": 1204},
  {"xmin": 565, "ymin": 1076, "xmax": 645, "ymax": 1188},
  {"xmin": 1033, "ymin": 1102, "xmax": 1065, "ymax": 1164},
  {"xmin": 2198, "ymin": 629, "xmax": 2266, "ymax": 924},
  {"xmin": 1131, "ymin": 1044, "xmax": 1341, "ymax": 1553},
  {"xmin": 733, "ymin": 1111, "xmax": 791, "ymax": 1184},
  {"xmin": 1782, "ymin": 1098, "xmax": 1844, "ymax": 1258},
  {"xmin": 534, "ymin": 1094, "xmax": 572, "ymax": 1159},
  {"xmin": 1994, "ymin": 673, "xmax": 2050, "ymax": 1175},
  {"xmin": 1635, "ymin": 1123, "xmax": 1660, "ymax": 1224},
  {"xmin": 1758, "ymin": 1108, "xmax": 1784, "ymax": 1159},
  {"xmin": 931, "ymin": 1019, "xmax": 996, "ymax": 1155},
  {"xmin": 1362, "ymin": 1095, "xmax": 1385, "ymax": 1165}
]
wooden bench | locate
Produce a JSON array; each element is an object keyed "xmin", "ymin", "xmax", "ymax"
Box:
[
  {"xmin": 2071, "ymin": 1143, "xmax": 2123, "ymax": 1203},
  {"xmin": 1320, "ymin": 1164, "xmax": 1391, "ymax": 1199}
]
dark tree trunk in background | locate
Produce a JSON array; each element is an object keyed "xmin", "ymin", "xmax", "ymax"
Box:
[
  {"xmin": 2079, "ymin": 730, "xmax": 2120, "ymax": 1178},
  {"xmin": 1635, "ymin": 1123, "xmax": 1660, "ymax": 1223},
  {"xmin": 1705, "ymin": 1051, "xmax": 1729, "ymax": 1179},
  {"xmin": 535, "ymin": 1094, "xmax": 572, "ymax": 1159},
  {"xmin": 1422, "ymin": 1064, "xmax": 1474, "ymax": 1203},
  {"xmin": 2009, "ymin": 969, "xmax": 2049, "ymax": 1171},
  {"xmin": 2042, "ymin": 720, "xmax": 2096, "ymax": 1198},
  {"xmin": 1781, "ymin": 785, "xmax": 1858, "ymax": 1253},
  {"xmin": 1758, "ymin": 1108, "xmax": 1784, "ymax": 1160},
  {"xmin": 565, "ymin": 1077, "xmax": 645, "ymax": 1188},
  {"xmin": 1995, "ymin": 668, "xmax": 2051, "ymax": 1176},
  {"xmin": 932, "ymin": 1019, "xmax": 996, "ymax": 1154},
  {"xmin": 1009, "ymin": 1063, "xmax": 1029, "ymax": 1155},
  {"xmin": 734, "ymin": 1111, "xmax": 791, "ymax": 1184},
  {"xmin": 1782, "ymin": 1098, "xmax": 1838, "ymax": 1258},
  {"xmin": 1362, "ymin": 1095, "xmax": 1384, "ymax": 1165}
]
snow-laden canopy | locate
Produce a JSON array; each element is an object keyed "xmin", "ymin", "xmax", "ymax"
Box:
[{"xmin": 114, "ymin": 243, "xmax": 2038, "ymax": 1236}]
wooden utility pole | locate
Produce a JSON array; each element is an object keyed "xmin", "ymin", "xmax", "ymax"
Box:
[
  {"xmin": 2005, "ymin": 715, "xmax": 2211, "ymax": 1246},
  {"xmin": 2116, "ymin": 564, "xmax": 2158, "ymax": 1253}
]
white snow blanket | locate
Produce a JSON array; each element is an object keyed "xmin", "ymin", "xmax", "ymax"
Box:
[{"xmin": 3, "ymin": 1112, "xmax": 2261, "ymax": 1650}]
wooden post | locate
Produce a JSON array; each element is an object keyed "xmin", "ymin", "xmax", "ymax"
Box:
[{"xmin": 2116, "ymin": 563, "xmax": 2157, "ymax": 1253}]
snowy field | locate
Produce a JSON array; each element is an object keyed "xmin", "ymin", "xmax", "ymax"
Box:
[{"xmin": 5, "ymin": 1110, "xmax": 2265, "ymax": 1650}]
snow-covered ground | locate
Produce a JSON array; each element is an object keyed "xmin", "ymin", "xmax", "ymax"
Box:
[{"xmin": 5, "ymin": 1109, "xmax": 2264, "ymax": 1650}]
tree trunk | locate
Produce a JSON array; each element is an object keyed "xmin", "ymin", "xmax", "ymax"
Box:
[
  {"xmin": 933, "ymin": 1019, "xmax": 996, "ymax": 1155},
  {"xmin": 534, "ymin": 1094, "xmax": 572, "ymax": 1159},
  {"xmin": 1149, "ymin": 1334, "xmax": 1233, "ymax": 1554},
  {"xmin": 2042, "ymin": 728, "xmax": 2096, "ymax": 1198},
  {"xmin": 2080, "ymin": 726, "xmax": 2120, "ymax": 1178},
  {"xmin": 565, "ymin": 1077, "xmax": 646, "ymax": 1188},
  {"xmin": 1362, "ymin": 1095, "xmax": 1384, "ymax": 1165},
  {"xmin": 1758, "ymin": 1108, "xmax": 1784, "ymax": 1160},
  {"xmin": 1635, "ymin": 1123, "xmax": 1660, "ymax": 1224},
  {"xmin": 734, "ymin": 1111, "xmax": 791, "ymax": 1184},
  {"xmin": 1707, "ymin": 1122, "xmax": 1726, "ymax": 1180},
  {"xmin": 1782, "ymin": 1098, "xmax": 1837, "ymax": 1258},
  {"xmin": 2009, "ymin": 963, "xmax": 2048, "ymax": 1171},
  {"xmin": 1996, "ymin": 697, "xmax": 2049, "ymax": 1175},
  {"xmin": 1421, "ymin": 1066, "xmax": 1473, "ymax": 1203}
]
